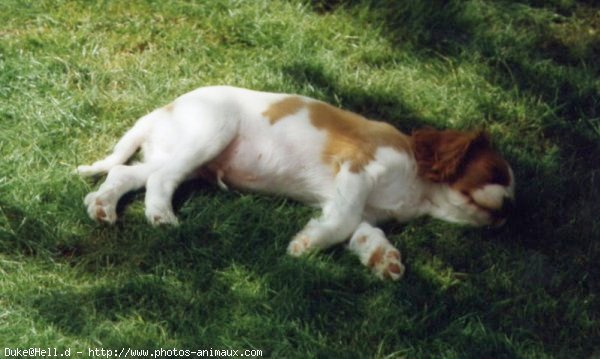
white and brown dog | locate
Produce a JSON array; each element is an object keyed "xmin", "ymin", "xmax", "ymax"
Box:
[{"xmin": 78, "ymin": 86, "xmax": 515, "ymax": 280}]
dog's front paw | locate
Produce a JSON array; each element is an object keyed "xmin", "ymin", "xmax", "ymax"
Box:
[
  {"xmin": 287, "ymin": 234, "xmax": 313, "ymax": 257},
  {"xmin": 84, "ymin": 192, "xmax": 117, "ymax": 224},
  {"xmin": 145, "ymin": 206, "xmax": 179, "ymax": 226},
  {"xmin": 368, "ymin": 246, "xmax": 405, "ymax": 281}
]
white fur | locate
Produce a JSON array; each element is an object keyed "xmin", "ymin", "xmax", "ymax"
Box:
[
  {"xmin": 472, "ymin": 184, "xmax": 509, "ymax": 210},
  {"xmin": 78, "ymin": 86, "xmax": 513, "ymax": 280}
]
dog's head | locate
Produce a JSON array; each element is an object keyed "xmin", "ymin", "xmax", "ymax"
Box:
[{"xmin": 412, "ymin": 128, "xmax": 515, "ymax": 227}]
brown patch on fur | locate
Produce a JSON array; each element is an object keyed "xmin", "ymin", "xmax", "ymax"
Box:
[
  {"xmin": 308, "ymin": 102, "xmax": 410, "ymax": 173},
  {"xmin": 451, "ymin": 148, "xmax": 511, "ymax": 193},
  {"xmin": 368, "ymin": 247, "xmax": 385, "ymax": 268},
  {"xmin": 164, "ymin": 103, "xmax": 175, "ymax": 112},
  {"xmin": 412, "ymin": 128, "xmax": 482, "ymax": 182},
  {"xmin": 264, "ymin": 97, "xmax": 410, "ymax": 172},
  {"xmin": 356, "ymin": 235, "xmax": 367, "ymax": 245},
  {"xmin": 412, "ymin": 128, "xmax": 510, "ymax": 189},
  {"xmin": 262, "ymin": 96, "xmax": 305, "ymax": 124}
]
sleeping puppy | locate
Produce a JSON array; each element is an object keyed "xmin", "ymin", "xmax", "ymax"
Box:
[{"xmin": 77, "ymin": 86, "xmax": 515, "ymax": 280}]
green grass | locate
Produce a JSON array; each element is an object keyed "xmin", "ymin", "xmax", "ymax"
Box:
[{"xmin": 1, "ymin": 0, "xmax": 598, "ymax": 357}]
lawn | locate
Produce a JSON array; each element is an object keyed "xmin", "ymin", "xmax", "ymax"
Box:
[{"xmin": 0, "ymin": 0, "xmax": 598, "ymax": 357}]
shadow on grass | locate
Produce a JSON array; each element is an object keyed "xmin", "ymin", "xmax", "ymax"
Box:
[
  {"xmin": 11, "ymin": 2, "xmax": 600, "ymax": 355},
  {"xmin": 0, "ymin": 200, "xmax": 56, "ymax": 256},
  {"xmin": 282, "ymin": 60, "xmax": 428, "ymax": 131},
  {"xmin": 305, "ymin": 0, "xmax": 600, "ymax": 246},
  {"xmin": 282, "ymin": 4, "xmax": 600, "ymax": 354},
  {"xmin": 309, "ymin": 0, "xmax": 600, "ymax": 146}
]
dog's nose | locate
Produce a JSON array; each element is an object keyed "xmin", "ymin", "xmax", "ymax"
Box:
[{"xmin": 491, "ymin": 197, "xmax": 514, "ymax": 227}]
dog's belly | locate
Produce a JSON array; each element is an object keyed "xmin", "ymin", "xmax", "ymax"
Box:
[{"xmin": 202, "ymin": 132, "xmax": 334, "ymax": 205}]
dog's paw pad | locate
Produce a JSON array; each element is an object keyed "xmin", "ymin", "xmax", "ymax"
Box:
[
  {"xmin": 146, "ymin": 208, "xmax": 179, "ymax": 226},
  {"xmin": 368, "ymin": 247, "xmax": 405, "ymax": 281},
  {"xmin": 287, "ymin": 235, "xmax": 312, "ymax": 257},
  {"xmin": 96, "ymin": 206, "xmax": 107, "ymax": 219},
  {"xmin": 84, "ymin": 193, "xmax": 116, "ymax": 224},
  {"xmin": 152, "ymin": 214, "xmax": 179, "ymax": 226}
]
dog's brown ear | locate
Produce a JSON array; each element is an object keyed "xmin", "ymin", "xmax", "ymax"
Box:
[{"xmin": 412, "ymin": 128, "xmax": 488, "ymax": 182}]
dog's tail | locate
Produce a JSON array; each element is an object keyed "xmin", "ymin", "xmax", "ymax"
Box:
[{"xmin": 77, "ymin": 111, "xmax": 157, "ymax": 177}]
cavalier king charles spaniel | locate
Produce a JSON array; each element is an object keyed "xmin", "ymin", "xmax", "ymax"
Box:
[{"xmin": 78, "ymin": 86, "xmax": 515, "ymax": 280}]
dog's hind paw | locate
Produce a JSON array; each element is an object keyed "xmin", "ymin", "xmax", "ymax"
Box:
[{"xmin": 84, "ymin": 192, "xmax": 117, "ymax": 224}]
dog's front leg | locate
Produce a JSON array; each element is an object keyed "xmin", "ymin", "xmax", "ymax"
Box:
[
  {"xmin": 287, "ymin": 164, "xmax": 371, "ymax": 256},
  {"xmin": 347, "ymin": 222, "xmax": 405, "ymax": 280}
]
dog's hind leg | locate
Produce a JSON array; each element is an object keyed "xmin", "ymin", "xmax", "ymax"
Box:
[
  {"xmin": 143, "ymin": 103, "xmax": 239, "ymax": 226},
  {"xmin": 84, "ymin": 163, "xmax": 155, "ymax": 224}
]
